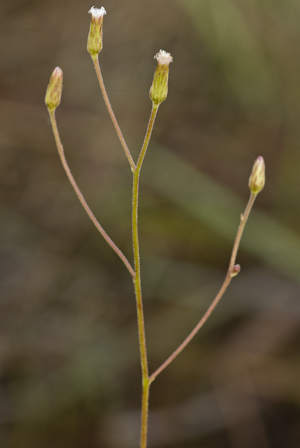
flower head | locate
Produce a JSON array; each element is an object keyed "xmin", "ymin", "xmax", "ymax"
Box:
[
  {"xmin": 87, "ymin": 6, "xmax": 106, "ymax": 58},
  {"xmin": 45, "ymin": 67, "xmax": 63, "ymax": 111},
  {"xmin": 88, "ymin": 6, "xmax": 106, "ymax": 18},
  {"xmin": 154, "ymin": 50, "xmax": 173, "ymax": 66},
  {"xmin": 150, "ymin": 49, "xmax": 173, "ymax": 106}
]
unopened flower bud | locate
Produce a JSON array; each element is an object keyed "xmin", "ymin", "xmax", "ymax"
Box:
[
  {"xmin": 87, "ymin": 6, "xmax": 106, "ymax": 58},
  {"xmin": 150, "ymin": 50, "xmax": 173, "ymax": 106},
  {"xmin": 230, "ymin": 264, "xmax": 241, "ymax": 278},
  {"xmin": 45, "ymin": 67, "xmax": 63, "ymax": 111},
  {"xmin": 248, "ymin": 156, "xmax": 265, "ymax": 194}
]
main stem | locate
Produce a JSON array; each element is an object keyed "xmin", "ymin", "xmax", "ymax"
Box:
[
  {"xmin": 149, "ymin": 192, "xmax": 257, "ymax": 384},
  {"xmin": 132, "ymin": 104, "xmax": 159, "ymax": 448}
]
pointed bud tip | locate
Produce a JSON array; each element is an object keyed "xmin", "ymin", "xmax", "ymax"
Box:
[
  {"xmin": 52, "ymin": 66, "xmax": 63, "ymax": 78},
  {"xmin": 248, "ymin": 156, "xmax": 265, "ymax": 195}
]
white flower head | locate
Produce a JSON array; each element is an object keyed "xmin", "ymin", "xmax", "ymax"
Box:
[
  {"xmin": 154, "ymin": 50, "xmax": 173, "ymax": 65},
  {"xmin": 88, "ymin": 6, "xmax": 106, "ymax": 18},
  {"xmin": 150, "ymin": 50, "xmax": 173, "ymax": 105}
]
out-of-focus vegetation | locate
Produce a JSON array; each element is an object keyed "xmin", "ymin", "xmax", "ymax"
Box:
[{"xmin": 1, "ymin": 0, "xmax": 300, "ymax": 447}]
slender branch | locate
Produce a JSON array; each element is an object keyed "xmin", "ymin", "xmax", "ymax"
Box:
[
  {"xmin": 92, "ymin": 57, "xmax": 136, "ymax": 173},
  {"xmin": 48, "ymin": 109, "xmax": 135, "ymax": 279},
  {"xmin": 149, "ymin": 192, "xmax": 257, "ymax": 384},
  {"xmin": 132, "ymin": 104, "xmax": 159, "ymax": 448}
]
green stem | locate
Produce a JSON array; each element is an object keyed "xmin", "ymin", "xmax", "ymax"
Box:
[
  {"xmin": 132, "ymin": 104, "xmax": 159, "ymax": 448},
  {"xmin": 48, "ymin": 109, "xmax": 135, "ymax": 279},
  {"xmin": 149, "ymin": 192, "xmax": 257, "ymax": 384},
  {"xmin": 92, "ymin": 57, "xmax": 136, "ymax": 173},
  {"xmin": 141, "ymin": 379, "xmax": 150, "ymax": 448}
]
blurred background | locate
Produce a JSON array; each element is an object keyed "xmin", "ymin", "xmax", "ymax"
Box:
[{"xmin": 1, "ymin": 0, "xmax": 300, "ymax": 446}]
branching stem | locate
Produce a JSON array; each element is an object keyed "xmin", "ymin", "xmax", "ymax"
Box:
[
  {"xmin": 149, "ymin": 192, "xmax": 257, "ymax": 384},
  {"xmin": 48, "ymin": 109, "xmax": 135, "ymax": 278},
  {"xmin": 92, "ymin": 57, "xmax": 136, "ymax": 172},
  {"xmin": 47, "ymin": 25, "xmax": 264, "ymax": 448}
]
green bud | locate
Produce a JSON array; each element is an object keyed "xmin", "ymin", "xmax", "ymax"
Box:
[
  {"xmin": 150, "ymin": 50, "xmax": 173, "ymax": 106},
  {"xmin": 248, "ymin": 156, "xmax": 265, "ymax": 194},
  {"xmin": 87, "ymin": 6, "xmax": 106, "ymax": 58},
  {"xmin": 45, "ymin": 67, "xmax": 63, "ymax": 111}
]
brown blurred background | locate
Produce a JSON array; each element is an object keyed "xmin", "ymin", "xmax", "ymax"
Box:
[{"xmin": 1, "ymin": 0, "xmax": 300, "ymax": 447}]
